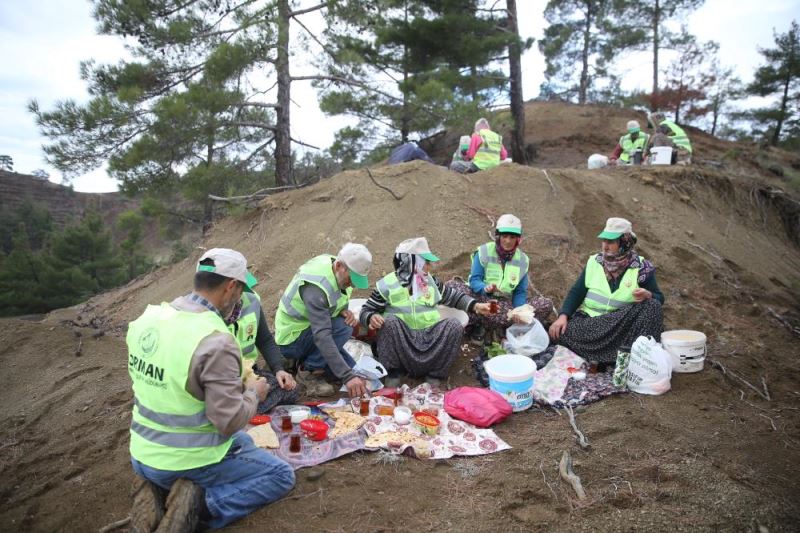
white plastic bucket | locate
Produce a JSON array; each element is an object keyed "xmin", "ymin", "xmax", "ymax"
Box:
[
  {"xmin": 483, "ymin": 354, "xmax": 537, "ymax": 412},
  {"xmin": 661, "ymin": 330, "xmax": 706, "ymax": 373},
  {"xmin": 348, "ymin": 298, "xmax": 468, "ymax": 327},
  {"xmin": 650, "ymin": 146, "xmax": 673, "ymax": 165}
]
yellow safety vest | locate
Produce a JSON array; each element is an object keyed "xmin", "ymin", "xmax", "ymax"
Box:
[
  {"xmin": 375, "ymin": 272, "xmax": 441, "ymax": 330},
  {"xmin": 230, "ymin": 292, "xmax": 262, "ymax": 363},
  {"xmin": 578, "ymin": 256, "xmax": 640, "ymax": 317},
  {"xmin": 619, "ymin": 133, "xmax": 650, "ymax": 163},
  {"xmin": 474, "ymin": 243, "xmax": 529, "ymax": 299},
  {"xmin": 472, "ymin": 129, "xmax": 503, "ymax": 170},
  {"xmin": 127, "ymin": 303, "xmax": 236, "ymax": 470},
  {"xmin": 274, "ymin": 255, "xmax": 352, "ymax": 345}
]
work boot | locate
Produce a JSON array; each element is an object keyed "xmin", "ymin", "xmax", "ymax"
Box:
[
  {"xmin": 155, "ymin": 479, "xmax": 204, "ymax": 533},
  {"xmin": 296, "ymin": 370, "xmax": 335, "ymax": 397},
  {"xmin": 130, "ymin": 477, "xmax": 166, "ymax": 533}
]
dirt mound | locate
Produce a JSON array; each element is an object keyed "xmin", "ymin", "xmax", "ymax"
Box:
[{"xmin": 3, "ymin": 107, "xmax": 800, "ymax": 531}]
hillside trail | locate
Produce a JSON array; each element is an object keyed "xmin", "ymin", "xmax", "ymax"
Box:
[{"xmin": 2, "ymin": 102, "xmax": 800, "ymax": 531}]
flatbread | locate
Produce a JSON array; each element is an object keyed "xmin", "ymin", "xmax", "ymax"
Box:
[
  {"xmin": 507, "ymin": 304, "xmax": 534, "ymax": 324},
  {"xmin": 328, "ymin": 411, "xmax": 366, "ymax": 439},
  {"xmin": 247, "ymin": 423, "xmax": 279, "ymax": 449},
  {"xmin": 364, "ymin": 431, "xmax": 423, "ymax": 448}
]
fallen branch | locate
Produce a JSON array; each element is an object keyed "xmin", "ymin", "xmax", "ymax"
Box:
[
  {"xmin": 539, "ymin": 459, "xmax": 559, "ymax": 502},
  {"xmin": 565, "ymin": 405, "xmax": 590, "ymax": 450},
  {"xmin": 686, "ymin": 241, "xmax": 723, "ymax": 262},
  {"xmin": 208, "ymin": 178, "xmax": 320, "ymax": 203},
  {"xmin": 767, "ymin": 307, "xmax": 800, "ymax": 338},
  {"xmin": 541, "ymin": 169, "xmax": 556, "ymax": 194},
  {"xmin": 708, "ymin": 356, "xmax": 770, "ymax": 401},
  {"xmin": 366, "ymin": 168, "xmax": 405, "ymax": 200},
  {"xmin": 98, "ymin": 516, "xmax": 130, "ymax": 533},
  {"xmin": 559, "ymin": 450, "xmax": 587, "ymax": 500}
]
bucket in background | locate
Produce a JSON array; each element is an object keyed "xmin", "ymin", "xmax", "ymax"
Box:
[
  {"xmin": 650, "ymin": 146, "xmax": 673, "ymax": 165},
  {"xmin": 661, "ymin": 330, "xmax": 706, "ymax": 373},
  {"xmin": 483, "ymin": 354, "xmax": 537, "ymax": 412}
]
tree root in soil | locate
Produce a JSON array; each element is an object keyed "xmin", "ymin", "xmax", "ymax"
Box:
[
  {"xmin": 564, "ymin": 405, "xmax": 590, "ymax": 450},
  {"xmin": 767, "ymin": 307, "xmax": 800, "ymax": 338},
  {"xmin": 366, "ymin": 168, "xmax": 405, "ymax": 200},
  {"xmin": 708, "ymin": 356, "xmax": 771, "ymax": 401},
  {"xmin": 559, "ymin": 450, "xmax": 587, "ymax": 500}
]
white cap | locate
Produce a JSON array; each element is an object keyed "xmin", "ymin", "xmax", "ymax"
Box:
[
  {"xmin": 337, "ymin": 243, "xmax": 372, "ymax": 289},
  {"xmin": 197, "ymin": 248, "xmax": 257, "ymax": 292},
  {"xmin": 627, "ymin": 120, "xmax": 641, "ymax": 132},
  {"xmin": 395, "ymin": 237, "xmax": 440, "ymax": 262},
  {"xmin": 496, "ymin": 214, "xmax": 522, "ymax": 235},
  {"xmin": 597, "ymin": 217, "xmax": 633, "ymax": 239}
]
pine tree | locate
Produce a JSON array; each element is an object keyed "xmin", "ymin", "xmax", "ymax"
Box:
[
  {"xmin": 612, "ymin": 0, "xmax": 705, "ymax": 103},
  {"xmin": 320, "ymin": 0, "xmax": 513, "ymax": 155},
  {"xmin": 655, "ymin": 36, "xmax": 717, "ymax": 124},
  {"xmin": 540, "ymin": 0, "xmax": 619, "ymax": 104},
  {"xmin": 706, "ymin": 60, "xmax": 743, "ymax": 137},
  {"xmin": 746, "ymin": 20, "xmax": 800, "ymax": 146}
]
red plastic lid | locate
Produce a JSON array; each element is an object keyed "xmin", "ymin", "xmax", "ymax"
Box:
[{"xmin": 249, "ymin": 414, "xmax": 271, "ymax": 426}]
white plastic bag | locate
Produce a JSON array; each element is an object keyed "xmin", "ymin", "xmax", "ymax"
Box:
[
  {"xmin": 340, "ymin": 341, "xmax": 387, "ymax": 392},
  {"xmin": 626, "ymin": 335, "xmax": 672, "ymax": 395},
  {"xmin": 503, "ymin": 320, "xmax": 549, "ymax": 356},
  {"xmin": 587, "ymin": 154, "xmax": 608, "ymax": 169}
]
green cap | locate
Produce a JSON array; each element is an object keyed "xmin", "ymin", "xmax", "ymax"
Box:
[
  {"xmin": 597, "ymin": 217, "xmax": 632, "ymax": 240},
  {"xmin": 197, "ymin": 248, "xmax": 258, "ymax": 292}
]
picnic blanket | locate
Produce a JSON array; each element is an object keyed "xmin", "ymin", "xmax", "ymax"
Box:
[
  {"xmin": 361, "ymin": 384, "xmax": 511, "ymax": 459},
  {"xmin": 264, "ymin": 405, "xmax": 365, "ymax": 470},
  {"xmin": 472, "ymin": 345, "xmax": 628, "ymax": 407}
]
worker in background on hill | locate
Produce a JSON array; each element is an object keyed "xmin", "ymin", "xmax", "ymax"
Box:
[
  {"xmin": 449, "ymin": 118, "xmax": 508, "ymax": 174},
  {"xmin": 387, "ymin": 141, "xmax": 434, "ymax": 165},
  {"xmin": 609, "ymin": 120, "xmax": 650, "ymax": 166},
  {"xmin": 446, "ymin": 214, "xmax": 554, "ymax": 344},
  {"xmin": 548, "ymin": 218, "xmax": 664, "ymax": 366},
  {"xmin": 127, "ymin": 248, "xmax": 295, "ymax": 531},
  {"xmin": 225, "ymin": 281, "xmax": 298, "ymax": 413},
  {"xmin": 358, "ymin": 237, "xmax": 494, "ymax": 387},
  {"xmin": 274, "ymin": 243, "xmax": 373, "ymax": 398},
  {"xmin": 647, "ymin": 112, "xmax": 692, "ymax": 165},
  {"xmin": 449, "ymin": 135, "xmax": 472, "ymax": 168}
]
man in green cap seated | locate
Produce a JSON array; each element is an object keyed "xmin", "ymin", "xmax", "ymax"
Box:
[
  {"xmin": 225, "ymin": 271, "xmax": 298, "ymax": 412},
  {"xmin": 609, "ymin": 120, "xmax": 650, "ymax": 166},
  {"xmin": 274, "ymin": 243, "xmax": 373, "ymax": 398},
  {"xmin": 127, "ymin": 248, "xmax": 295, "ymax": 531},
  {"xmin": 358, "ymin": 237, "xmax": 493, "ymax": 387},
  {"xmin": 647, "ymin": 112, "xmax": 692, "ymax": 165}
]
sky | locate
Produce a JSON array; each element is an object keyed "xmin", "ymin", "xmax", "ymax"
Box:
[{"xmin": 0, "ymin": 0, "xmax": 798, "ymax": 193}]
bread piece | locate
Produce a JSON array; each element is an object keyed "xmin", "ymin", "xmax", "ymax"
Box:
[
  {"xmin": 328, "ymin": 411, "xmax": 366, "ymax": 439},
  {"xmin": 247, "ymin": 423, "xmax": 279, "ymax": 449}
]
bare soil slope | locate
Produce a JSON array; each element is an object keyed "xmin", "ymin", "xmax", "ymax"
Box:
[{"xmin": 2, "ymin": 103, "xmax": 800, "ymax": 532}]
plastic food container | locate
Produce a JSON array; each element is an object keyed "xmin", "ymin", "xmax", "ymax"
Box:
[
  {"xmin": 249, "ymin": 414, "xmax": 271, "ymax": 426},
  {"xmin": 393, "ymin": 406, "xmax": 412, "ymax": 425},
  {"xmin": 290, "ymin": 406, "xmax": 311, "ymax": 424},
  {"xmin": 299, "ymin": 419, "xmax": 329, "ymax": 441},
  {"xmin": 413, "ymin": 411, "xmax": 440, "ymax": 436}
]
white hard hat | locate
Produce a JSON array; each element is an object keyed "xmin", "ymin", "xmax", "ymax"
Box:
[
  {"xmin": 496, "ymin": 214, "xmax": 522, "ymax": 235},
  {"xmin": 627, "ymin": 120, "xmax": 641, "ymax": 132}
]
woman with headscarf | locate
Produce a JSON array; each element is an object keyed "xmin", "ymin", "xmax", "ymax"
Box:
[
  {"xmin": 446, "ymin": 214, "xmax": 553, "ymax": 342},
  {"xmin": 549, "ymin": 217, "xmax": 664, "ymax": 364},
  {"xmin": 359, "ymin": 237, "xmax": 493, "ymax": 387}
]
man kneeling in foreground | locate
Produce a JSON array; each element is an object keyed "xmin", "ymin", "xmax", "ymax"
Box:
[{"xmin": 127, "ymin": 248, "xmax": 295, "ymax": 531}]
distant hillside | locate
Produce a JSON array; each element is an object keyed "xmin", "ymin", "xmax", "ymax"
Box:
[{"xmin": 0, "ymin": 170, "xmax": 135, "ymax": 229}]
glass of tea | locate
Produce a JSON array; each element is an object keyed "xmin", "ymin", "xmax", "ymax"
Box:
[
  {"xmin": 359, "ymin": 397, "xmax": 370, "ymax": 416},
  {"xmin": 289, "ymin": 433, "xmax": 302, "ymax": 453},
  {"xmin": 489, "ymin": 299, "xmax": 499, "ymax": 314},
  {"xmin": 281, "ymin": 415, "xmax": 293, "ymax": 432}
]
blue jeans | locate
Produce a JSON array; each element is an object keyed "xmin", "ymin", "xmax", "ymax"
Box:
[
  {"xmin": 279, "ymin": 316, "xmax": 356, "ymax": 374},
  {"xmin": 131, "ymin": 431, "xmax": 295, "ymax": 529}
]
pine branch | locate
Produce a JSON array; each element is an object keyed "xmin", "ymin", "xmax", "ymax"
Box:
[{"xmin": 290, "ymin": 2, "xmax": 326, "ymax": 17}]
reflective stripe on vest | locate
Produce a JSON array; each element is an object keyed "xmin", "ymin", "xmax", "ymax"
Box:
[
  {"xmin": 230, "ymin": 292, "xmax": 262, "ymax": 360},
  {"xmin": 475, "ymin": 243, "xmax": 529, "ymax": 298},
  {"xmin": 127, "ymin": 303, "xmax": 235, "ymax": 470},
  {"xmin": 472, "ymin": 129, "xmax": 503, "ymax": 170},
  {"xmin": 660, "ymin": 120, "xmax": 692, "ymax": 153},
  {"xmin": 376, "ymin": 272, "xmax": 441, "ymax": 330},
  {"xmin": 578, "ymin": 256, "xmax": 640, "ymax": 317},
  {"xmin": 619, "ymin": 133, "xmax": 649, "ymax": 162},
  {"xmin": 274, "ymin": 255, "xmax": 351, "ymax": 345},
  {"xmin": 130, "ymin": 421, "xmax": 229, "ymax": 448}
]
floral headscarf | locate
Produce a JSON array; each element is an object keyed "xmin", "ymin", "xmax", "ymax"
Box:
[
  {"xmin": 393, "ymin": 253, "xmax": 429, "ymax": 300},
  {"xmin": 595, "ymin": 232, "xmax": 654, "ymax": 283}
]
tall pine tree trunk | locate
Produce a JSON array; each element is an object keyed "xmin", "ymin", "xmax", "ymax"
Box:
[
  {"xmin": 772, "ymin": 74, "xmax": 791, "ymax": 146},
  {"xmin": 579, "ymin": 0, "xmax": 592, "ymax": 105},
  {"xmin": 507, "ymin": 0, "xmax": 526, "ymax": 164},
  {"xmin": 400, "ymin": 1, "xmax": 410, "ymax": 143},
  {"xmin": 652, "ymin": 0, "xmax": 660, "ymax": 109},
  {"xmin": 275, "ymin": 0, "xmax": 292, "ymax": 186}
]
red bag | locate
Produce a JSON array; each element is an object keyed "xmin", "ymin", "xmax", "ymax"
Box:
[{"xmin": 443, "ymin": 387, "xmax": 512, "ymax": 428}]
